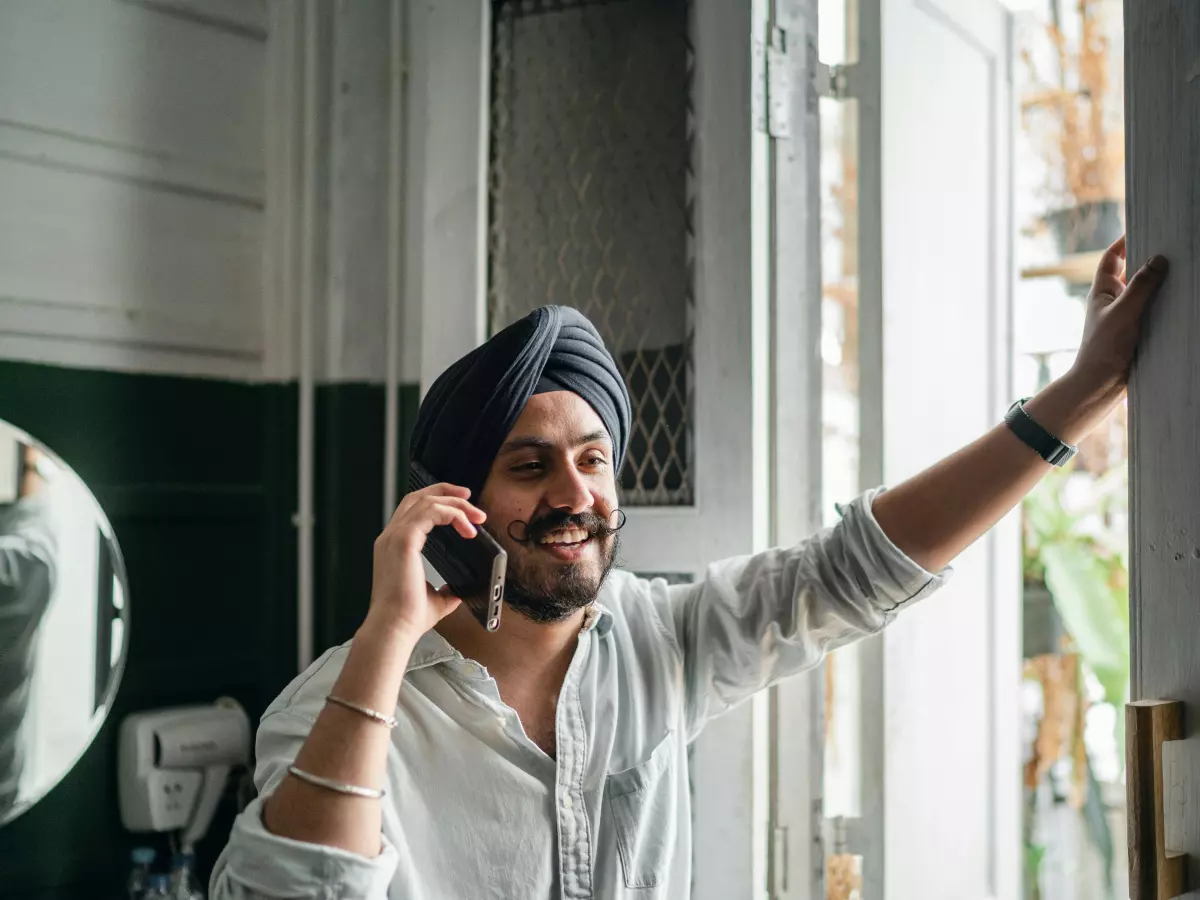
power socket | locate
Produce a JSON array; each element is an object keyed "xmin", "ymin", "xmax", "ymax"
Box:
[{"xmin": 144, "ymin": 769, "xmax": 202, "ymax": 831}]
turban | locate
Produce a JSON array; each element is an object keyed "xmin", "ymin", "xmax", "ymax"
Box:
[{"xmin": 410, "ymin": 306, "xmax": 632, "ymax": 498}]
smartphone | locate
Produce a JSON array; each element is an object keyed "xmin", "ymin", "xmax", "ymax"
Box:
[{"xmin": 407, "ymin": 460, "xmax": 506, "ymax": 632}]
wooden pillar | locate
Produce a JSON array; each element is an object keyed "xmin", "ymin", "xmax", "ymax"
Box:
[{"xmin": 1125, "ymin": 0, "xmax": 1200, "ymax": 889}]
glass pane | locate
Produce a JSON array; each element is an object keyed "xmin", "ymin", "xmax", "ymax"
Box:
[
  {"xmin": 821, "ymin": 88, "xmax": 862, "ymax": 821},
  {"xmin": 1015, "ymin": 2, "xmax": 1127, "ymax": 897},
  {"xmin": 487, "ymin": 0, "xmax": 694, "ymax": 506},
  {"xmin": 819, "ymin": 0, "xmax": 862, "ymax": 822},
  {"xmin": 819, "ymin": 0, "xmax": 859, "ymax": 65}
]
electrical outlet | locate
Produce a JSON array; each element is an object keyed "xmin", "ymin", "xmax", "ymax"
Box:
[{"xmin": 146, "ymin": 770, "xmax": 202, "ymax": 830}]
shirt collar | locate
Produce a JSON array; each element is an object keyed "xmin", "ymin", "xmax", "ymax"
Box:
[
  {"xmin": 405, "ymin": 629, "xmax": 461, "ymax": 672},
  {"xmin": 405, "ymin": 603, "xmax": 614, "ymax": 673},
  {"xmin": 582, "ymin": 602, "xmax": 615, "ymax": 636}
]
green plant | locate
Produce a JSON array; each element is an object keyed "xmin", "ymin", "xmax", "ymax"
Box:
[
  {"xmin": 1023, "ymin": 463, "xmax": 1129, "ymax": 713},
  {"xmin": 1023, "ymin": 462, "xmax": 1128, "ymax": 898}
]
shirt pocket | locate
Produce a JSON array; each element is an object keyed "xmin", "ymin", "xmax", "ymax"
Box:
[{"xmin": 605, "ymin": 731, "xmax": 678, "ymax": 890}]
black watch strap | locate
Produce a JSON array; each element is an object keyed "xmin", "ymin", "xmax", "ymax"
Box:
[{"xmin": 1004, "ymin": 398, "xmax": 1077, "ymax": 467}]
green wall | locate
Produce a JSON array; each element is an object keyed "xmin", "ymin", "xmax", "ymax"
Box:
[{"xmin": 0, "ymin": 361, "xmax": 417, "ymax": 899}]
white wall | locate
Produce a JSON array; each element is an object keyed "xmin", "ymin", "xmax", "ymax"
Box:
[
  {"xmin": 0, "ymin": 0, "xmax": 268, "ymax": 380},
  {"xmin": 0, "ymin": 0, "xmax": 403, "ymax": 386}
]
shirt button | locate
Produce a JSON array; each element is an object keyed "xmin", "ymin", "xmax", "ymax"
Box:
[{"xmin": 563, "ymin": 794, "xmax": 574, "ymax": 810}]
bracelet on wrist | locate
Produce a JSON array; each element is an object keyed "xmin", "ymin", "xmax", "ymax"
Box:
[
  {"xmin": 326, "ymin": 694, "xmax": 398, "ymax": 729},
  {"xmin": 287, "ymin": 764, "xmax": 385, "ymax": 799}
]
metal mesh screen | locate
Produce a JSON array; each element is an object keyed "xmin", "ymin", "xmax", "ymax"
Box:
[{"xmin": 487, "ymin": 0, "xmax": 694, "ymax": 506}]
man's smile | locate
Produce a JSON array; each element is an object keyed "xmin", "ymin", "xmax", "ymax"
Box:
[{"xmin": 534, "ymin": 528, "xmax": 594, "ymax": 561}]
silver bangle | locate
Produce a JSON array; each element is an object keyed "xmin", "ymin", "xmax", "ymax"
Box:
[
  {"xmin": 326, "ymin": 693, "xmax": 397, "ymax": 729},
  {"xmin": 287, "ymin": 764, "xmax": 385, "ymax": 799}
]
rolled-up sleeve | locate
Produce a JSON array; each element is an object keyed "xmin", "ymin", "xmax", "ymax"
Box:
[
  {"xmin": 656, "ymin": 487, "xmax": 952, "ymax": 738},
  {"xmin": 209, "ymin": 709, "xmax": 399, "ymax": 900}
]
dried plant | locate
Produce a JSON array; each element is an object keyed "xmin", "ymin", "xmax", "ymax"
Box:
[
  {"xmin": 827, "ymin": 854, "xmax": 863, "ymax": 900},
  {"xmin": 1020, "ymin": 0, "xmax": 1124, "ymax": 208}
]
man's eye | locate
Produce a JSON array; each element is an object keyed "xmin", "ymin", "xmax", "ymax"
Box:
[
  {"xmin": 512, "ymin": 461, "xmax": 543, "ymax": 473},
  {"xmin": 585, "ymin": 456, "xmax": 608, "ymax": 468}
]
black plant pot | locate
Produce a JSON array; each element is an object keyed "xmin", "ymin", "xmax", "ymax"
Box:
[
  {"xmin": 1044, "ymin": 199, "xmax": 1124, "ymax": 255},
  {"xmin": 1043, "ymin": 200, "xmax": 1124, "ymax": 296},
  {"xmin": 1023, "ymin": 580, "xmax": 1065, "ymax": 658}
]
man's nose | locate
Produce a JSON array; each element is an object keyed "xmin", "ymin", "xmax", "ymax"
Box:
[{"xmin": 544, "ymin": 464, "xmax": 592, "ymax": 514}]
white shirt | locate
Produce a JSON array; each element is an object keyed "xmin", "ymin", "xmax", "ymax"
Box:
[{"xmin": 210, "ymin": 488, "xmax": 949, "ymax": 900}]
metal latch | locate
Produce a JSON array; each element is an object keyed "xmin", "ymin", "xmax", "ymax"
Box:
[{"xmin": 814, "ymin": 62, "xmax": 856, "ymax": 100}]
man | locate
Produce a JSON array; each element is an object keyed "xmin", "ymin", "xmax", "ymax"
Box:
[
  {"xmin": 212, "ymin": 238, "xmax": 1166, "ymax": 899},
  {"xmin": 0, "ymin": 445, "xmax": 59, "ymax": 815}
]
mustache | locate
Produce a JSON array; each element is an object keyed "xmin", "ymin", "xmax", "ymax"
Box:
[{"xmin": 506, "ymin": 509, "xmax": 627, "ymax": 545}]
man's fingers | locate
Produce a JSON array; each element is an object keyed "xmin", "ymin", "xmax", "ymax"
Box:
[
  {"xmin": 421, "ymin": 494, "xmax": 487, "ymax": 524},
  {"xmin": 1091, "ymin": 235, "xmax": 1129, "ymax": 299},
  {"xmin": 1097, "ymin": 235, "xmax": 1127, "ymax": 274},
  {"xmin": 1116, "ymin": 255, "xmax": 1170, "ymax": 316},
  {"xmin": 430, "ymin": 482, "xmax": 472, "ymax": 499},
  {"xmin": 427, "ymin": 502, "xmax": 479, "ymax": 539},
  {"xmin": 388, "ymin": 482, "xmax": 475, "ymax": 525}
]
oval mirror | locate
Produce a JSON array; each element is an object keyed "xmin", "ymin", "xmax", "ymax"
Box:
[{"xmin": 0, "ymin": 419, "xmax": 129, "ymax": 826}]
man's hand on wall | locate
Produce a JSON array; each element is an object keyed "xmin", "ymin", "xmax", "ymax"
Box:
[{"xmin": 1071, "ymin": 234, "xmax": 1169, "ymax": 404}]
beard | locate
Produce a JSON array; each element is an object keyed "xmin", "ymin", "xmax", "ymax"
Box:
[{"xmin": 488, "ymin": 511, "xmax": 621, "ymax": 623}]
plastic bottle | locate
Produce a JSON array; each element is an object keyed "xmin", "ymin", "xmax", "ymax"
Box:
[
  {"xmin": 170, "ymin": 852, "xmax": 205, "ymax": 900},
  {"xmin": 143, "ymin": 874, "xmax": 172, "ymax": 900},
  {"xmin": 127, "ymin": 847, "xmax": 156, "ymax": 900}
]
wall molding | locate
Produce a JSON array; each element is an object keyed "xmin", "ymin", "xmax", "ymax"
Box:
[
  {"xmin": 115, "ymin": 0, "xmax": 267, "ymax": 41},
  {"xmin": 0, "ymin": 293, "xmax": 261, "ymax": 359},
  {"xmin": 0, "ymin": 118, "xmax": 264, "ymax": 208}
]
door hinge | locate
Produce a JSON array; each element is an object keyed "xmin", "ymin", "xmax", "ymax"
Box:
[
  {"xmin": 767, "ymin": 28, "xmax": 793, "ymax": 138},
  {"xmin": 755, "ymin": 30, "xmax": 857, "ymax": 139},
  {"xmin": 814, "ymin": 62, "xmax": 857, "ymax": 100},
  {"xmin": 753, "ymin": 27, "xmax": 794, "ymax": 138}
]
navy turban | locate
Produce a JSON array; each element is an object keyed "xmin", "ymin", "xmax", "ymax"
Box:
[{"xmin": 410, "ymin": 306, "xmax": 632, "ymax": 498}]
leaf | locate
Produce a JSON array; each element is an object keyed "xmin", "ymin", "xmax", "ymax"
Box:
[
  {"xmin": 1040, "ymin": 541, "xmax": 1129, "ymax": 708},
  {"xmin": 1081, "ymin": 753, "xmax": 1115, "ymax": 897},
  {"xmin": 1024, "ymin": 842, "xmax": 1047, "ymax": 900}
]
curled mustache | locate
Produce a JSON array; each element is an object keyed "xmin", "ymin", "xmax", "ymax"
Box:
[{"xmin": 506, "ymin": 508, "xmax": 627, "ymax": 545}]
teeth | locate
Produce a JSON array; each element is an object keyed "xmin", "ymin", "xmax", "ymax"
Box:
[{"xmin": 539, "ymin": 529, "xmax": 588, "ymax": 545}]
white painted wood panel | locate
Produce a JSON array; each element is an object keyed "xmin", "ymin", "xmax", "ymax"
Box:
[
  {"xmin": 406, "ymin": 0, "xmax": 491, "ymax": 394},
  {"xmin": 117, "ymin": 0, "xmax": 268, "ymax": 38},
  {"xmin": 325, "ymin": 0, "xmax": 392, "ymax": 383},
  {"xmin": 0, "ymin": 0, "xmax": 264, "ymax": 186},
  {"xmin": 680, "ymin": 3, "xmax": 774, "ymax": 894},
  {"xmin": 1125, "ymin": 0, "xmax": 1200, "ymax": 884},
  {"xmin": 0, "ymin": 0, "xmax": 267, "ymax": 378},
  {"xmin": 769, "ymin": 0, "xmax": 827, "ymax": 897},
  {"xmin": 857, "ymin": 0, "xmax": 1019, "ymax": 896},
  {"xmin": 0, "ymin": 156, "xmax": 262, "ymax": 359}
]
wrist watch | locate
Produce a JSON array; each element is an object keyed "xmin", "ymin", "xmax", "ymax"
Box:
[{"xmin": 1004, "ymin": 398, "xmax": 1077, "ymax": 467}]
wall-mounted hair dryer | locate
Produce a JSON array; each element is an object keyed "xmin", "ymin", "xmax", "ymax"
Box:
[{"xmin": 118, "ymin": 697, "xmax": 251, "ymax": 852}]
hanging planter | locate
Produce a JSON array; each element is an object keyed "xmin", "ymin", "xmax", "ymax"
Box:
[
  {"xmin": 1021, "ymin": 0, "xmax": 1124, "ymax": 293},
  {"xmin": 1043, "ymin": 198, "xmax": 1123, "ymax": 258}
]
